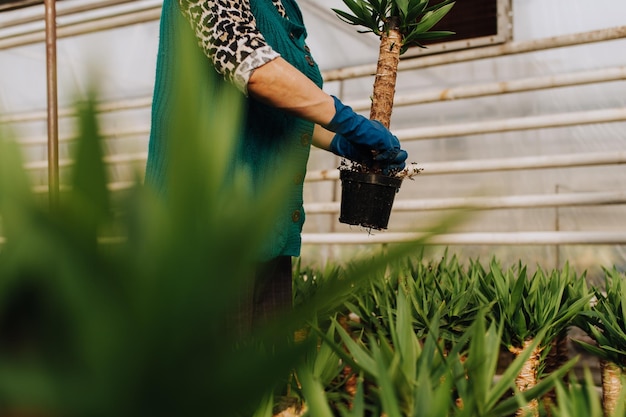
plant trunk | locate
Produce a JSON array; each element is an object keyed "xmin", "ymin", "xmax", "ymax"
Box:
[
  {"xmin": 542, "ymin": 333, "xmax": 569, "ymax": 415},
  {"xmin": 370, "ymin": 16, "xmax": 402, "ymax": 128},
  {"xmin": 510, "ymin": 339, "xmax": 542, "ymax": 417},
  {"xmin": 600, "ymin": 360, "xmax": 623, "ymax": 417}
]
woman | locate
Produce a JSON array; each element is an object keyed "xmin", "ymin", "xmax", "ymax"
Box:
[{"xmin": 146, "ymin": 0, "xmax": 408, "ymax": 330}]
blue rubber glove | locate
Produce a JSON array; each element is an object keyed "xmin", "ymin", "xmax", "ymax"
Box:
[
  {"xmin": 326, "ymin": 96, "xmax": 407, "ymax": 173},
  {"xmin": 330, "ymin": 133, "xmax": 408, "ymax": 174}
]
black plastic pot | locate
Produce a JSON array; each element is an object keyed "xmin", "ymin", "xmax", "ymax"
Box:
[{"xmin": 339, "ymin": 170, "xmax": 402, "ymax": 230}]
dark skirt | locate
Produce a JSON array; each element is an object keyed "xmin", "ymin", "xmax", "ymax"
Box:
[{"xmin": 233, "ymin": 256, "xmax": 293, "ymax": 335}]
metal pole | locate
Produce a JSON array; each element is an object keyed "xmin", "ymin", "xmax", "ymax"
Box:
[
  {"xmin": 304, "ymin": 191, "xmax": 626, "ymax": 215},
  {"xmin": 44, "ymin": 0, "xmax": 59, "ymax": 208},
  {"xmin": 305, "ymin": 151, "xmax": 626, "ymax": 182},
  {"xmin": 554, "ymin": 184, "xmax": 561, "ymax": 270},
  {"xmin": 322, "ymin": 26, "xmax": 626, "ymax": 82},
  {"xmin": 394, "ymin": 107, "xmax": 626, "ymax": 141},
  {"xmin": 0, "ymin": 0, "xmax": 138, "ymax": 29},
  {"xmin": 0, "ymin": 7, "xmax": 162, "ymax": 50},
  {"xmin": 346, "ymin": 66, "xmax": 626, "ymax": 112}
]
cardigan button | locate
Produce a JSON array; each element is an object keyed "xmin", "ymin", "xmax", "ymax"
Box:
[
  {"xmin": 291, "ymin": 210, "xmax": 301, "ymax": 222},
  {"xmin": 300, "ymin": 133, "xmax": 311, "ymax": 146},
  {"xmin": 289, "ymin": 32, "xmax": 296, "ymax": 40},
  {"xmin": 305, "ymin": 55, "xmax": 315, "ymax": 66},
  {"xmin": 304, "ymin": 45, "xmax": 311, "ymax": 53}
]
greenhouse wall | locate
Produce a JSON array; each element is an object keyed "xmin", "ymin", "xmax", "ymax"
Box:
[{"xmin": 0, "ymin": 0, "xmax": 625, "ymax": 276}]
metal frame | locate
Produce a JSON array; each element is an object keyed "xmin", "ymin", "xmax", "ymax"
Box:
[
  {"xmin": 44, "ymin": 0, "xmax": 59, "ymax": 207},
  {"xmin": 304, "ymin": 191, "xmax": 626, "ymax": 215}
]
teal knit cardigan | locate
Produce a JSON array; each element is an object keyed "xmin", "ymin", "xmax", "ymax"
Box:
[{"xmin": 145, "ymin": 0, "xmax": 323, "ymax": 260}]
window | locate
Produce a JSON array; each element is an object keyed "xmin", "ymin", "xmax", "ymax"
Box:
[{"xmin": 403, "ymin": 0, "xmax": 512, "ymax": 57}]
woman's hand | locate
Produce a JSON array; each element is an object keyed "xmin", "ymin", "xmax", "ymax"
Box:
[
  {"xmin": 325, "ymin": 96, "xmax": 408, "ymax": 173},
  {"xmin": 248, "ymin": 59, "xmax": 408, "ymax": 173}
]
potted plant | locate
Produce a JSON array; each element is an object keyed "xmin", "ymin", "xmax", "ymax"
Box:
[{"xmin": 333, "ymin": 0, "xmax": 455, "ymax": 229}]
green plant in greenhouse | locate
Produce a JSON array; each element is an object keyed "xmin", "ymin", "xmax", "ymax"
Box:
[
  {"xmin": 303, "ymin": 303, "xmax": 574, "ymax": 417},
  {"xmin": 322, "ymin": 252, "xmax": 485, "ymax": 410},
  {"xmin": 405, "ymin": 253, "xmax": 486, "ymax": 345},
  {"xmin": 573, "ymin": 267, "xmax": 626, "ymax": 417},
  {"xmin": 293, "ymin": 254, "xmax": 589, "ymax": 416},
  {"xmin": 341, "ymin": 252, "xmax": 485, "ymax": 350},
  {"xmin": 341, "ymin": 265, "xmax": 398, "ymax": 340},
  {"xmin": 333, "ymin": 0, "xmax": 454, "ymax": 127},
  {"xmin": 476, "ymin": 261, "xmax": 592, "ymax": 417},
  {"xmin": 321, "ymin": 300, "xmax": 463, "ymax": 416}
]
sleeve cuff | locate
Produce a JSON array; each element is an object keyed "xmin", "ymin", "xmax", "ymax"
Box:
[{"xmin": 233, "ymin": 45, "xmax": 281, "ymax": 95}]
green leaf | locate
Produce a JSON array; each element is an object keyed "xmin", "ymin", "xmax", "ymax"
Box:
[
  {"xmin": 70, "ymin": 94, "xmax": 111, "ymax": 228},
  {"xmin": 423, "ymin": 0, "xmax": 455, "ymax": 13},
  {"xmin": 405, "ymin": 0, "xmax": 428, "ymax": 22},
  {"xmin": 396, "ymin": 289, "xmax": 417, "ymax": 380},
  {"xmin": 599, "ymin": 345, "xmax": 626, "ymax": 357},
  {"xmin": 571, "ymin": 339, "xmax": 609, "ymax": 360},
  {"xmin": 341, "ymin": 0, "xmax": 368, "ymax": 19},
  {"xmin": 337, "ymin": 0, "xmax": 380, "ymax": 33},
  {"xmin": 402, "ymin": 29, "xmax": 454, "ymax": 51},
  {"xmin": 0, "ymin": 139, "xmax": 35, "ymax": 239},
  {"xmin": 252, "ymin": 392, "xmax": 274, "ymax": 417},
  {"xmin": 413, "ymin": 360, "xmax": 454, "ymax": 417},
  {"xmin": 490, "ymin": 356, "xmax": 578, "ymax": 416},
  {"xmin": 324, "ymin": 319, "xmax": 379, "ymax": 377},
  {"xmin": 413, "ymin": 2, "xmax": 454, "ymax": 34},
  {"xmin": 312, "ymin": 323, "xmax": 344, "ymax": 385},
  {"xmin": 406, "ymin": 30, "xmax": 455, "ymax": 40},
  {"xmin": 374, "ymin": 0, "xmax": 391, "ymax": 15},
  {"xmin": 333, "ymin": 8, "xmax": 369, "ymax": 27},
  {"xmin": 394, "ymin": 0, "xmax": 410, "ymax": 17},
  {"xmin": 485, "ymin": 329, "xmax": 546, "ymax": 410},
  {"xmin": 371, "ymin": 342, "xmax": 403, "ymax": 417},
  {"xmin": 297, "ymin": 366, "xmax": 335, "ymax": 417},
  {"xmin": 466, "ymin": 315, "xmax": 489, "ymax": 414},
  {"xmin": 550, "ymin": 369, "xmax": 604, "ymax": 417}
]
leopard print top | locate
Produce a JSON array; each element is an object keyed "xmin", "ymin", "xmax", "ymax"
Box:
[{"xmin": 178, "ymin": 0, "xmax": 286, "ymax": 93}]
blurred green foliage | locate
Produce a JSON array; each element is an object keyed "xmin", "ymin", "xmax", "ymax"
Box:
[{"xmin": 0, "ymin": 74, "xmax": 309, "ymax": 417}]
